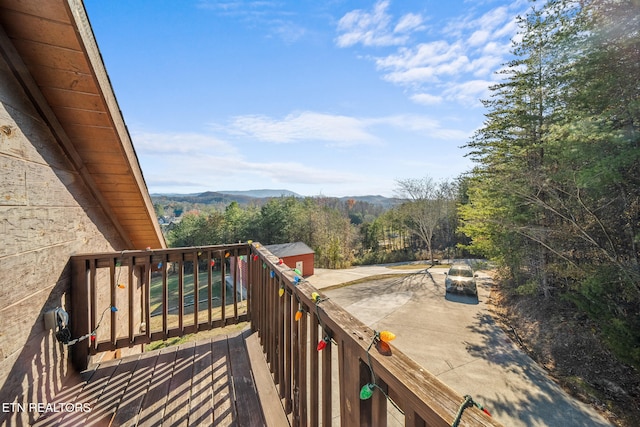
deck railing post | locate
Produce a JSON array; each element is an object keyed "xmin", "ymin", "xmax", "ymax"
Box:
[{"xmin": 70, "ymin": 258, "xmax": 90, "ymax": 371}]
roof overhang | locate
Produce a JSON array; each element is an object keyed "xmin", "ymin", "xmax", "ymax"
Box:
[{"xmin": 0, "ymin": 0, "xmax": 166, "ymax": 249}]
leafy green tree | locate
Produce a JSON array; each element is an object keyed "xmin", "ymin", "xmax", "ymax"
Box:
[{"xmin": 462, "ymin": 0, "xmax": 640, "ymax": 365}]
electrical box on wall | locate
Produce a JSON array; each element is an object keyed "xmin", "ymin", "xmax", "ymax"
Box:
[{"xmin": 44, "ymin": 309, "xmax": 58, "ymax": 331}]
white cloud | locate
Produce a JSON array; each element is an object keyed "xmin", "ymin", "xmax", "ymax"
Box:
[
  {"xmin": 394, "ymin": 13, "xmax": 425, "ymax": 34},
  {"xmin": 383, "ymin": 67, "xmax": 438, "ymax": 85},
  {"xmin": 221, "ymin": 111, "xmax": 379, "ymax": 145},
  {"xmin": 133, "ymin": 129, "xmax": 369, "ymax": 194},
  {"xmin": 270, "ymin": 21, "xmax": 307, "ymax": 44},
  {"xmin": 375, "ymin": 114, "xmax": 471, "ymax": 140},
  {"xmin": 335, "ymin": 0, "xmax": 424, "ymax": 48},
  {"xmin": 337, "ymin": 1, "xmax": 526, "ymax": 107},
  {"xmin": 134, "ymin": 109, "xmax": 473, "ymax": 196},
  {"xmin": 468, "ymin": 29, "xmax": 491, "ymax": 47},
  {"xmin": 132, "ymin": 131, "xmax": 238, "ymax": 156},
  {"xmin": 442, "ymin": 80, "xmax": 493, "ymax": 105},
  {"xmin": 410, "ymin": 93, "xmax": 443, "ymax": 105},
  {"xmin": 196, "ymin": 0, "xmax": 306, "ymax": 44},
  {"xmin": 376, "ymin": 41, "xmax": 461, "ymax": 71}
]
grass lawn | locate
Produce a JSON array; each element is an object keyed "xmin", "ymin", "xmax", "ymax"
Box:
[{"xmin": 146, "ymin": 263, "xmax": 247, "ymax": 349}]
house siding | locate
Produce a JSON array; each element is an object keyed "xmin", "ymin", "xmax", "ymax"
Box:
[{"xmin": 0, "ymin": 53, "xmax": 130, "ymax": 424}]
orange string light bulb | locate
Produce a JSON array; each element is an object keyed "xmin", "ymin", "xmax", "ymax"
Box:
[
  {"xmin": 377, "ymin": 330, "xmax": 396, "ymax": 343},
  {"xmin": 295, "ymin": 310, "xmax": 303, "ymax": 321}
]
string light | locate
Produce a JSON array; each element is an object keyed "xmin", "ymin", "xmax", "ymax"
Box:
[
  {"xmin": 279, "ymin": 285, "xmax": 285, "ymax": 297},
  {"xmin": 317, "ymin": 336, "xmax": 330, "ymax": 351},
  {"xmin": 293, "ymin": 268, "xmax": 301, "ymax": 275},
  {"xmin": 64, "ymin": 305, "xmax": 117, "ymax": 346},
  {"xmin": 452, "ymin": 395, "xmax": 492, "ymax": 427},
  {"xmin": 278, "ymin": 259, "xmax": 284, "ymax": 265},
  {"xmin": 359, "ymin": 329, "xmax": 404, "ymax": 416},
  {"xmin": 377, "ymin": 330, "xmax": 396, "ymax": 343},
  {"xmin": 117, "ymin": 284, "xmax": 125, "ymax": 289},
  {"xmin": 312, "ymin": 291, "xmax": 332, "ymax": 353},
  {"xmin": 360, "ymin": 383, "xmax": 375, "ymax": 400},
  {"xmin": 295, "ymin": 309, "xmax": 303, "ymax": 321},
  {"xmin": 210, "ymin": 260, "xmax": 216, "ymax": 267},
  {"xmin": 253, "ymin": 255, "xmax": 259, "ymax": 261},
  {"xmin": 270, "ymin": 271, "xmax": 276, "ymax": 279}
]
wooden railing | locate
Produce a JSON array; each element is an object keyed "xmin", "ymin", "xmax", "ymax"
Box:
[{"xmin": 71, "ymin": 243, "xmax": 501, "ymax": 427}]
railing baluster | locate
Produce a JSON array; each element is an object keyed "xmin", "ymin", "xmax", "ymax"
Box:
[
  {"xmin": 372, "ymin": 378, "xmax": 388, "ymax": 426},
  {"xmin": 277, "ymin": 274, "xmax": 285, "ymax": 396},
  {"xmin": 321, "ymin": 333, "xmax": 332, "ymax": 427},
  {"xmin": 89, "ymin": 259, "xmax": 97, "ymax": 354},
  {"xmin": 404, "ymin": 409, "xmax": 426, "ymax": 427},
  {"xmin": 70, "ymin": 258, "xmax": 90, "ymax": 369},
  {"xmin": 292, "ymin": 290, "xmax": 300, "ymax": 427},
  {"xmin": 193, "ymin": 250, "xmax": 199, "ymax": 329},
  {"xmin": 144, "ymin": 255, "xmax": 151, "ymax": 339},
  {"xmin": 284, "ymin": 282, "xmax": 293, "ymax": 414},
  {"xmin": 359, "ymin": 358, "xmax": 374, "ymax": 427},
  {"xmin": 178, "ymin": 254, "xmax": 184, "ymax": 333},
  {"xmin": 207, "ymin": 250, "xmax": 213, "ymax": 327},
  {"xmin": 220, "ymin": 251, "xmax": 226, "ymax": 323},
  {"xmin": 299, "ymin": 305, "xmax": 308, "ymax": 426},
  {"xmin": 269, "ymin": 270, "xmax": 275, "ymax": 363},
  {"xmin": 128, "ymin": 256, "xmax": 134, "ymax": 343},
  {"xmin": 110, "ymin": 257, "xmax": 116, "ymax": 346},
  {"xmin": 309, "ymin": 312, "xmax": 319, "ymax": 427},
  {"xmin": 232, "ymin": 249, "xmax": 239, "ymax": 319},
  {"xmin": 162, "ymin": 253, "xmax": 168, "ymax": 336}
]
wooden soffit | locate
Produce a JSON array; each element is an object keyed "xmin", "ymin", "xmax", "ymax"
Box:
[{"xmin": 0, "ymin": 0, "xmax": 165, "ymax": 249}]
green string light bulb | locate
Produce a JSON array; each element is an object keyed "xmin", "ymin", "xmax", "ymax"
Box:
[{"xmin": 360, "ymin": 383, "xmax": 375, "ymax": 400}]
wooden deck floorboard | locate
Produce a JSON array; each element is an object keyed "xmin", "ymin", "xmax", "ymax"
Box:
[{"xmin": 31, "ymin": 328, "xmax": 280, "ymax": 427}]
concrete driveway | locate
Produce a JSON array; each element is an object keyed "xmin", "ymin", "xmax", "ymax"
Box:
[{"xmin": 307, "ymin": 264, "xmax": 612, "ymax": 427}]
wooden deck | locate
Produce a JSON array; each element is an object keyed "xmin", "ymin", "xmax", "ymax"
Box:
[{"xmin": 31, "ymin": 328, "xmax": 287, "ymax": 427}]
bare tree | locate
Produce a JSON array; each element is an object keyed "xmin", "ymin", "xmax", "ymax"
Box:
[{"xmin": 395, "ymin": 177, "xmax": 453, "ymax": 263}]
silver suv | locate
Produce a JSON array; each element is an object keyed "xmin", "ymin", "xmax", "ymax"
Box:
[{"xmin": 444, "ymin": 265, "xmax": 478, "ymax": 296}]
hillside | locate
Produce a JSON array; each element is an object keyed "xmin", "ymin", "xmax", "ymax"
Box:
[{"xmin": 151, "ymin": 190, "xmax": 404, "ymax": 214}]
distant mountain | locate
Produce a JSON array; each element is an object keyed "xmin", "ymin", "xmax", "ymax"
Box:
[
  {"xmin": 151, "ymin": 191, "xmax": 252, "ymax": 206},
  {"xmin": 151, "ymin": 190, "xmax": 403, "ymax": 211},
  {"xmin": 217, "ymin": 189, "xmax": 301, "ymax": 198}
]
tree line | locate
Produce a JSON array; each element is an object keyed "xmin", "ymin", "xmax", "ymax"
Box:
[
  {"xmin": 160, "ymin": 185, "xmax": 463, "ymax": 270},
  {"xmin": 461, "ymin": 0, "xmax": 639, "ymax": 367}
]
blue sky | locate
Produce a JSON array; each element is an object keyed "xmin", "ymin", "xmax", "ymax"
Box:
[{"xmin": 84, "ymin": 0, "xmax": 528, "ymax": 197}]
